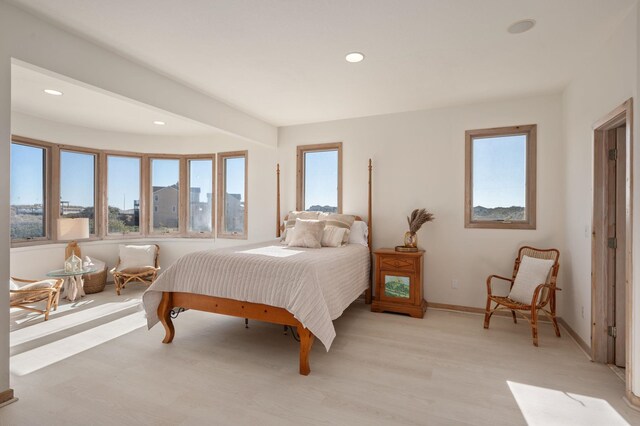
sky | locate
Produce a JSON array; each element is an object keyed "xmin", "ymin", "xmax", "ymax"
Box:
[
  {"xmin": 472, "ymin": 134, "xmax": 526, "ymax": 208},
  {"xmin": 225, "ymin": 157, "xmax": 245, "ymax": 200},
  {"xmin": 10, "ymin": 143, "xmax": 44, "ymax": 205},
  {"xmin": 304, "ymin": 150, "xmax": 338, "ymax": 209}
]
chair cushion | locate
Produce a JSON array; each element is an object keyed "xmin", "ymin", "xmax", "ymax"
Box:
[
  {"xmin": 117, "ymin": 245, "xmax": 157, "ymax": 272},
  {"xmin": 508, "ymin": 255, "xmax": 555, "ymax": 304},
  {"xmin": 9, "ymin": 278, "xmax": 18, "ymax": 290},
  {"xmin": 288, "ymin": 219, "xmax": 326, "ymax": 249},
  {"xmin": 10, "ymin": 279, "xmax": 58, "ymax": 303}
]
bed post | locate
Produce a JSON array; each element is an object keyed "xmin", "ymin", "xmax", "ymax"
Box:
[
  {"xmin": 365, "ymin": 158, "xmax": 373, "ymax": 304},
  {"xmin": 276, "ymin": 163, "xmax": 281, "ymax": 238},
  {"xmin": 298, "ymin": 325, "xmax": 314, "ymax": 375},
  {"xmin": 158, "ymin": 292, "xmax": 175, "ymax": 344}
]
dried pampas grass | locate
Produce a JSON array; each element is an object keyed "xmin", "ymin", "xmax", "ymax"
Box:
[{"xmin": 407, "ymin": 208, "xmax": 435, "ymax": 233}]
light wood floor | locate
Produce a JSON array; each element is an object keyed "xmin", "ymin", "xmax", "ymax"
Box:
[{"xmin": 2, "ymin": 285, "xmax": 639, "ymax": 425}]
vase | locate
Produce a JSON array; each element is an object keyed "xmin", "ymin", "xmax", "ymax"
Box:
[{"xmin": 403, "ymin": 231, "xmax": 418, "ymax": 248}]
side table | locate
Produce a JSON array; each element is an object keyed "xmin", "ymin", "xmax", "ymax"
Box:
[{"xmin": 46, "ymin": 268, "xmax": 96, "ymax": 302}]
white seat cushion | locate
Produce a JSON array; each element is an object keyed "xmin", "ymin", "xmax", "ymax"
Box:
[
  {"xmin": 117, "ymin": 245, "xmax": 157, "ymax": 272},
  {"xmin": 9, "ymin": 278, "xmax": 18, "ymax": 290},
  {"xmin": 508, "ymin": 255, "xmax": 555, "ymax": 304},
  {"xmin": 10, "ymin": 279, "xmax": 59, "ymax": 303}
]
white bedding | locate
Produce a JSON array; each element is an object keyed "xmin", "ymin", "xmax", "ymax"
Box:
[{"xmin": 142, "ymin": 240, "xmax": 370, "ymax": 350}]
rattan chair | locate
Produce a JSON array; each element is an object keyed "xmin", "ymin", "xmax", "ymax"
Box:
[
  {"xmin": 483, "ymin": 246, "xmax": 561, "ymax": 346},
  {"xmin": 10, "ymin": 277, "xmax": 64, "ymax": 321},
  {"xmin": 110, "ymin": 244, "xmax": 160, "ymax": 295}
]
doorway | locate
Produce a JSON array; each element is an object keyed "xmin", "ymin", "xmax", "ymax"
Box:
[{"xmin": 591, "ymin": 99, "xmax": 633, "ymax": 387}]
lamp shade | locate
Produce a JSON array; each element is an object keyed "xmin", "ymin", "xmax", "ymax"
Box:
[{"xmin": 57, "ymin": 218, "xmax": 90, "ymax": 241}]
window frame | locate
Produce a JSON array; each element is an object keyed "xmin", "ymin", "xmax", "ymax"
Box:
[
  {"xmin": 58, "ymin": 145, "xmax": 101, "ymax": 238},
  {"xmin": 10, "ymin": 135, "xmax": 225, "ymax": 246},
  {"xmin": 296, "ymin": 142, "xmax": 343, "ymax": 213},
  {"xmin": 464, "ymin": 124, "xmax": 537, "ymax": 230},
  {"xmin": 148, "ymin": 155, "xmax": 184, "ymax": 236},
  {"xmin": 103, "ymin": 151, "xmax": 145, "ymax": 239},
  {"xmin": 217, "ymin": 150, "xmax": 248, "ymax": 239},
  {"xmin": 186, "ymin": 154, "xmax": 216, "ymax": 238},
  {"xmin": 10, "ymin": 136, "xmax": 53, "ymax": 245}
]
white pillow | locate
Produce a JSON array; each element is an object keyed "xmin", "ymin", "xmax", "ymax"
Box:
[
  {"xmin": 288, "ymin": 219, "xmax": 325, "ymax": 249},
  {"xmin": 9, "ymin": 278, "xmax": 18, "ymax": 290},
  {"xmin": 508, "ymin": 255, "xmax": 555, "ymax": 304},
  {"xmin": 321, "ymin": 226, "xmax": 348, "ymax": 247},
  {"xmin": 84, "ymin": 256, "xmax": 106, "ymax": 272},
  {"xmin": 117, "ymin": 245, "xmax": 157, "ymax": 272},
  {"xmin": 348, "ymin": 221, "xmax": 369, "ymax": 246}
]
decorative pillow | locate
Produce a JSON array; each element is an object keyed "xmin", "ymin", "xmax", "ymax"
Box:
[
  {"xmin": 281, "ymin": 211, "xmax": 321, "ymax": 241},
  {"xmin": 349, "ymin": 221, "xmax": 369, "ymax": 246},
  {"xmin": 508, "ymin": 255, "xmax": 555, "ymax": 304},
  {"xmin": 84, "ymin": 256, "xmax": 107, "ymax": 273},
  {"xmin": 319, "ymin": 213, "xmax": 356, "ymax": 230},
  {"xmin": 321, "ymin": 226, "xmax": 349, "ymax": 247},
  {"xmin": 10, "ymin": 279, "xmax": 58, "ymax": 303},
  {"xmin": 117, "ymin": 245, "xmax": 157, "ymax": 272},
  {"xmin": 288, "ymin": 219, "xmax": 326, "ymax": 249}
]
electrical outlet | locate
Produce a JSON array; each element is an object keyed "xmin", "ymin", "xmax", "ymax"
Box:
[{"xmin": 452, "ymin": 279, "xmax": 459, "ymax": 289}]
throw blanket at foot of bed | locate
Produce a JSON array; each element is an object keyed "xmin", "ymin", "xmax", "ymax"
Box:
[{"xmin": 142, "ymin": 240, "xmax": 370, "ymax": 351}]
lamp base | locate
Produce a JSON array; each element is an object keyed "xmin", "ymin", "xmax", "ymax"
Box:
[{"xmin": 65, "ymin": 241, "xmax": 82, "ymax": 261}]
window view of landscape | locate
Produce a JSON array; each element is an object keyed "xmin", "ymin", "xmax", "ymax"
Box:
[
  {"xmin": 189, "ymin": 159, "xmax": 213, "ymax": 233},
  {"xmin": 472, "ymin": 134, "xmax": 527, "ymax": 221},
  {"xmin": 60, "ymin": 150, "xmax": 96, "ymax": 233},
  {"xmin": 223, "ymin": 156, "xmax": 245, "ymax": 234},
  {"xmin": 151, "ymin": 159, "xmax": 180, "ymax": 233},
  {"xmin": 107, "ymin": 156, "xmax": 140, "ymax": 234},
  {"xmin": 304, "ymin": 150, "xmax": 338, "ymax": 213},
  {"xmin": 10, "ymin": 143, "xmax": 46, "ymax": 240}
]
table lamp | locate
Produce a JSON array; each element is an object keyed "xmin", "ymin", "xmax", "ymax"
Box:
[{"xmin": 57, "ymin": 218, "xmax": 90, "ymax": 267}]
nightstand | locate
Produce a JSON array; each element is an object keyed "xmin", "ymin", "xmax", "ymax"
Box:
[{"xmin": 371, "ymin": 248, "xmax": 426, "ymax": 318}]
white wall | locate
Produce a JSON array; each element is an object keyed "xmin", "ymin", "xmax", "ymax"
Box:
[
  {"xmin": 10, "ymin": 114, "xmax": 278, "ymax": 279},
  {"xmin": 561, "ymin": 4, "xmax": 639, "ymax": 393},
  {"xmin": 278, "ymin": 94, "xmax": 565, "ymax": 309}
]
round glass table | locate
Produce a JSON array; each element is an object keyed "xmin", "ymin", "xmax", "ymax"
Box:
[{"xmin": 46, "ymin": 268, "xmax": 97, "ymax": 302}]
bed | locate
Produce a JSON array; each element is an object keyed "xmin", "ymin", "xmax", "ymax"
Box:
[{"xmin": 142, "ymin": 160, "xmax": 373, "ymax": 375}]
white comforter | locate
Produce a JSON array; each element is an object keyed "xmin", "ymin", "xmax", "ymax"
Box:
[{"xmin": 142, "ymin": 240, "xmax": 370, "ymax": 350}]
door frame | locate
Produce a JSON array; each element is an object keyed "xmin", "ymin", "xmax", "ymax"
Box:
[{"xmin": 591, "ymin": 98, "xmax": 633, "ymax": 399}]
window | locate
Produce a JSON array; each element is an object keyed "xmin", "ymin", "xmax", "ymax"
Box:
[
  {"xmin": 188, "ymin": 158, "xmax": 214, "ymax": 234},
  {"xmin": 107, "ymin": 155, "xmax": 141, "ymax": 234},
  {"xmin": 296, "ymin": 142, "xmax": 342, "ymax": 213},
  {"xmin": 218, "ymin": 151, "xmax": 247, "ymax": 238},
  {"xmin": 9, "ymin": 135, "xmax": 223, "ymax": 244},
  {"xmin": 60, "ymin": 150, "xmax": 97, "ymax": 234},
  {"xmin": 151, "ymin": 158, "xmax": 180, "ymax": 234},
  {"xmin": 10, "ymin": 142, "xmax": 48, "ymax": 241},
  {"xmin": 465, "ymin": 125, "xmax": 536, "ymax": 229}
]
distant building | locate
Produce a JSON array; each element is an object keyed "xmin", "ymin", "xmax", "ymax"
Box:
[
  {"xmin": 225, "ymin": 193, "xmax": 244, "ymax": 233},
  {"xmin": 153, "ymin": 184, "xmax": 179, "ymax": 229}
]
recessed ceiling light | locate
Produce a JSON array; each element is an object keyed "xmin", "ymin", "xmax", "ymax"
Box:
[
  {"xmin": 508, "ymin": 19, "xmax": 536, "ymax": 34},
  {"xmin": 153, "ymin": 120, "xmax": 166, "ymax": 126},
  {"xmin": 345, "ymin": 52, "xmax": 365, "ymax": 63},
  {"xmin": 43, "ymin": 89, "xmax": 63, "ymax": 96}
]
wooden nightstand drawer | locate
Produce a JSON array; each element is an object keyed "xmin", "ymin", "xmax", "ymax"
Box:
[{"xmin": 379, "ymin": 256, "xmax": 416, "ymax": 272}]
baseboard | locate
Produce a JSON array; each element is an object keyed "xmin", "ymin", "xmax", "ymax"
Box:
[
  {"xmin": 0, "ymin": 388, "xmax": 16, "ymax": 407},
  {"xmin": 557, "ymin": 317, "xmax": 591, "ymax": 358}
]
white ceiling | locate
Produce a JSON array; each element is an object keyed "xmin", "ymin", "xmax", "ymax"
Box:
[
  {"xmin": 11, "ymin": 63, "xmax": 223, "ymax": 136},
  {"xmin": 9, "ymin": 0, "xmax": 637, "ymax": 126}
]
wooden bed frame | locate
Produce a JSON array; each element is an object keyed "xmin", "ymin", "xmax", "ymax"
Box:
[{"xmin": 158, "ymin": 159, "xmax": 373, "ymax": 375}]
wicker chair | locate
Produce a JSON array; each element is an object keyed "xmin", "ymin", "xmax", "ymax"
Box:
[
  {"xmin": 10, "ymin": 277, "xmax": 64, "ymax": 321},
  {"xmin": 110, "ymin": 244, "xmax": 160, "ymax": 295},
  {"xmin": 483, "ymin": 246, "xmax": 561, "ymax": 346}
]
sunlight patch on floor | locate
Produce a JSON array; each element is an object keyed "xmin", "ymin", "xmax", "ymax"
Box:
[
  {"xmin": 507, "ymin": 381, "xmax": 629, "ymax": 426},
  {"xmin": 10, "ymin": 299, "xmax": 141, "ymax": 347},
  {"xmin": 10, "ymin": 311, "xmax": 146, "ymax": 376}
]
